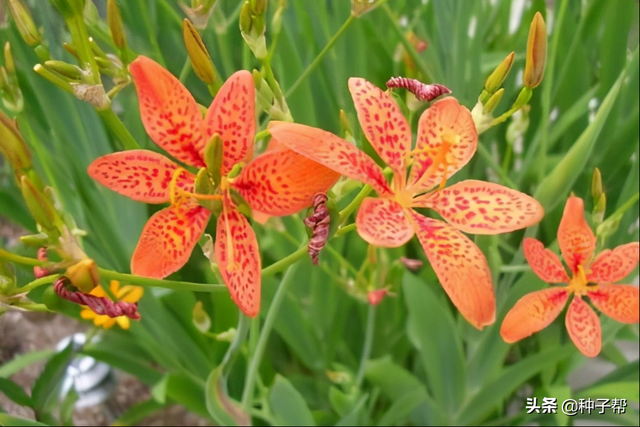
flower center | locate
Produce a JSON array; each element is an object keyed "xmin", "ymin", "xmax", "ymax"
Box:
[
  {"xmin": 408, "ymin": 131, "xmax": 458, "ymax": 194},
  {"xmin": 169, "ymin": 168, "xmax": 223, "ymax": 207},
  {"xmin": 566, "ymin": 265, "xmax": 593, "ymax": 296}
]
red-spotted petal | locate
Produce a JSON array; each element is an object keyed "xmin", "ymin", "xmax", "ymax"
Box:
[
  {"xmin": 268, "ymin": 121, "xmax": 392, "ymax": 196},
  {"xmin": 588, "ymin": 284, "xmax": 639, "ymax": 324},
  {"xmin": 407, "ymin": 97, "xmax": 477, "ymax": 192},
  {"xmin": 129, "ymin": 56, "xmax": 204, "ymax": 167},
  {"xmin": 566, "ymin": 296, "xmax": 601, "ymax": 357},
  {"xmin": 203, "ymin": 70, "xmax": 255, "ymax": 174},
  {"xmin": 587, "ymin": 242, "xmax": 639, "ymax": 283},
  {"xmin": 88, "ymin": 150, "xmax": 195, "ymax": 203},
  {"xmin": 355, "ymin": 197, "xmax": 414, "ymax": 247},
  {"xmin": 131, "ymin": 201, "xmax": 211, "ymax": 278},
  {"xmin": 523, "ymin": 238, "xmax": 570, "ymax": 283},
  {"xmin": 558, "ymin": 196, "xmax": 596, "ymax": 274},
  {"xmin": 419, "ymin": 180, "xmax": 544, "ymax": 235},
  {"xmin": 500, "ymin": 287, "xmax": 569, "ymax": 343},
  {"xmin": 410, "ymin": 213, "xmax": 495, "ymax": 329},
  {"xmin": 215, "ymin": 203, "xmax": 261, "ymax": 317},
  {"xmin": 233, "ymin": 146, "xmax": 340, "ymax": 217},
  {"xmin": 348, "ymin": 77, "xmax": 411, "ymax": 177}
]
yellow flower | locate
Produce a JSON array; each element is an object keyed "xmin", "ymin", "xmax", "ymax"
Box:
[{"xmin": 80, "ymin": 280, "xmax": 143, "ymax": 330}]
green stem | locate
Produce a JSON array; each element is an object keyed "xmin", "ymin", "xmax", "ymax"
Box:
[
  {"xmin": 221, "ymin": 313, "xmax": 251, "ymax": 377},
  {"xmin": 98, "ymin": 268, "xmax": 226, "ymax": 293},
  {"xmin": 339, "ymin": 185, "xmax": 372, "ymax": 223},
  {"xmin": 97, "ymin": 108, "xmax": 140, "ymax": 150},
  {"xmin": 241, "ymin": 263, "xmax": 300, "ymax": 409},
  {"xmin": 12, "ymin": 274, "xmax": 60, "ymax": 295},
  {"xmin": 0, "ymin": 248, "xmax": 44, "ymax": 266},
  {"xmin": 262, "ymin": 60, "xmax": 289, "ymax": 119},
  {"xmin": 475, "ymin": 143, "xmax": 517, "ymax": 188},
  {"xmin": 12, "ymin": 303, "xmax": 52, "ymax": 312},
  {"xmin": 355, "ymin": 304, "xmax": 376, "ymax": 387},
  {"xmin": 500, "ymin": 265, "xmax": 530, "ymax": 273},
  {"xmin": 261, "ymin": 245, "xmax": 307, "ymax": 278},
  {"xmin": 285, "ymin": 15, "xmax": 355, "ymax": 98},
  {"xmin": 179, "ymin": 58, "xmax": 192, "ymax": 83}
]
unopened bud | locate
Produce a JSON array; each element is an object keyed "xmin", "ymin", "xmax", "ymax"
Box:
[
  {"xmin": 107, "ymin": 0, "xmax": 128, "ymax": 51},
  {"xmin": 511, "ymin": 87, "xmax": 532, "ymax": 111},
  {"xmin": 192, "ymin": 301, "xmax": 212, "ymax": 333},
  {"xmin": 351, "ymin": 0, "xmax": 380, "ymax": 17},
  {"xmin": 367, "ymin": 289, "xmax": 387, "ymax": 306},
  {"xmin": 400, "ymin": 256, "xmax": 423, "ymax": 272},
  {"xmin": 591, "ymin": 168, "xmax": 603, "ymax": 202},
  {"xmin": 593, "ymin": 194, "xmax": 606, "ymax": 225},
  {"xmin": 482, "ymin": 88, "xmax": 504, "ymax": 114},
  {"xmin": 4, "ymin": 43, "xmax": 15, "ymax": 75},
  {"xmin": 239, "ymin": 2, "xmax": 252, "ymax": 34},
  {"xmin": 20, "ymin": 233, "xmax": 50, "ymax": 247},
  {"xmin": 0, "ymin": 261, "xmax": 17, "ymax": 295},
  {"xmin": 250, "ymin": 0, "xmax": 267, "ymax": 15},
  {"xmin": 239, "ymin": 1, "xmax": 267, "ymax": 59},
  {"xmin": 44, "ymin": 60, "xmax": 83, "ymax": 81},
  {"xmin": 20, "ymin": 176, "xmax": 58, "ymax": 230},
  {"xmin": 183, "ymin": 19, "xmax": 217, "ymax": 85},
  {"xmin": 271, "ymin": 0, "xmax": 285, "ymax": 34},
  {"xmin": 485, "ymin": 52, "xmax": 514, "ymax": 94},
  {"xmin": 0, "ymin": 109, "xmax": 31, "ymax": 171},
  {"xmin": 49, "ymin": 0, "xmax": 85, "ymax": 19},
  {"xmin": 65, "ymin": 259, "xmax": 100, "ymax": 293},
  {"xmin": 523, "ymin": 12, "xmax": 547, "ymax": 89},
  {"xmin": 7, "ymin": 0, "xmax": 41, "ymax": 46},
  {"xmin": 63, "ymin": 43, "xmax": 80, "ymax": 60}
]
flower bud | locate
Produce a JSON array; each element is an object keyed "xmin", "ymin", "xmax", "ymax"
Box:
[
  {"xmin": 20, "ymin": 233, "xmax": 50, "ymax": 247},
  {"xmin": 65, "ymin": 258, "xmax": 100, "ymax": 293},
  {"xmin": 523, "ymin": 12, "xmax": 547, "ymax": 89},
  {"xmin": 400, "ymin": 257, "xmax": 423, "ymax": 272},
  {"xmin": 6, "ymin": 0, "xmax": 41, "ymax": 46},
  {"xmin": 484, "ymin": 52, "xmax": 514, "ymax": 94},
  {"xmin": 192, "ymin": 301, "xmax": 212, "ymax": 333},
  {"xmin": 4, "ymin": 43, "xmax": 15, "ymax": 75},
  {"xmin": 367, "ymin": 289, "xmax": 387, "ymax": 306},
  {"xmin": 0, "ymin": 261, "xmax": 17, "ymax": 295},
  {"xmin": 49, "ymin": 0, "xmax": 85, "ymax": 19},
  {"xmin": 107, "ymin": 0, "xmax": 128, "ymax": 50},
  {"xmin": 239, "ymin": 1, "xmax": 267, "ymax": 59},
  {"xmin": 482, "ymin": 88, "xmax": 504, "ymax": 114},
  {"xmin": 591, "ymin": 167, "xmax": 603, "ymax": 202},
  {"xmin": 204, "ymin": 133, "xmax": 223, "ymax": 182},
  {"xmin": 183, "ymin": 19, "xmax": 217, "ymax": 85},
  {"xmin": 20, "ymin": 176, "xmax": 60, "ymax": 231},
  {"xmin": 351, "ymin": 0, "xmax": 380, "ymax": 17},
  {"xmin": 592, "ymin": 193, "xmax": 606, "ymax": 226},
  {"xmin": 44, "ymin": 60, "xmax": 84, "ymax": 81},
  {"xmin": 511, "ymin": 87, "xmax": 532, "ymax": 111},
  {"xmin": 0, "ymin": 109, "xmax": 31, "ymax": 171}
]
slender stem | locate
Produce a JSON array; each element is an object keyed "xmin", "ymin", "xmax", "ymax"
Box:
[
  {"xmin": 221, "ymin": 313, "xmax": 251, "ymax": 377},
  {"xmin": 355, "ymin": 304, "xmax": 376, "ymax": 387},
  {"xmin": 285, "ymin": 15, "xmax": 355, "ymax": 98},
  {"xmin": 475, "ymin": 143, "xmax": 517, "ymax": 188},
  {"xmin": 11, "ymin": 303, "xmax": 52, "ymax": 312},
  {"xmin": 178, "ymin": 58, "xmax": 192, "ymax": 83},
  {"xmin": 0, "ymin": 248, "xmax": 46, "ymax": 266},
  {"xmin": 241, "ymin": 264, "xmax": 300, "ymax": 409},
  {"xmin": 335, "ymin": 223, "xmax": 357, "ymax": 237},
  {"xmin": 97, "ymin": 108, "xmax": 140, "ymax": 150},
  {"xmin": 98, "ymin": 268, "xmax": 226, "ymax": 293},
  {"xmin": 500, "ymin": 265, "xmax": 530, "ymax": 273},
  {"xmin": 261, "ymin": 245, "xmax": 307, "ymax": 278},
  {"xmin": 12, "ymin": 274, "xmax": 60, "ymax": 295},
  {"xmin": 339, "ymin": 185, "xmax": 372, "ymax": 223}
]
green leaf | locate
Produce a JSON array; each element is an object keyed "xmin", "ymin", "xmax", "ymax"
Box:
[
  {"xmin": 151, "ymin": 375, "xmax": 169, "ymax": 404},
  {"xmin": 31, "ymin": 344, "xmax": 75, "ymax": 419},
  {"xmin": 269, "ymin": 375, "xmax": 316, "ymax": 426},
  {"xmin": 335, "ymin": 394, "xmax": 367, "ymax": 426},
  {"xmin": 59, "ymin": 387, "xmax": 78, "ymax": 427},
  {"xmin": 111, "ymin": 399, "xmax": 165, "ymax": 426},
  {"xmin": 576, "ymin": 382, "xmax": 640, "ymax": 403},
  {"xmin": 205, "ymin": 366, "xmax": 249, "ymax": 426},
  {"xmin": 0, "ymin": 350, "xmax": 55, "ymax": 379},
  {"xmin": 0, "ymin": 377, "xmax": 33, "ymax": 408},
  {"xmin": 0, "ymin": 413, "xmax": 49, "ymax": 426}
]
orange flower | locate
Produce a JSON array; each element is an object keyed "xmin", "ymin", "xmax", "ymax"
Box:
[
  {"xmin": 501, "ymin": 196, "xmax": 639, "ymax": 357},
  {"xmin": 269, "ymin": 78, "xmax": 544, "ymax": 329},
  {"xmin": 88, "ymin": 56, "xmax": 338, "ymax": 317},
  {"xmin": 80, "ymin": 280, "xmax": 143, "ymax": 330}
]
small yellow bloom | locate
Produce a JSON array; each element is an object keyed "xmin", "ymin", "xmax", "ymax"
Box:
[{"xmin": 80, "ymin": 280, "xmax": 143, "ymax": 330}]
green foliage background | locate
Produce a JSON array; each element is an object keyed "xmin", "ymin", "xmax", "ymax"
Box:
[{"xmin": 1, "ymin": 0, "xmax": 638, "ymax": 425}]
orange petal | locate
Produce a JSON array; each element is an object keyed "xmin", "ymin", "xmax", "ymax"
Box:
[
  {"xmin": 203, "ymin": 70, "xmax": 255, "ymax": 174},
  {"xmin": 558, "ymin": 196, "xmax": 596, "ymax": 274},
  {"xmin": 233, "ymin": 146, "xmax": 340, "ymax": 216},
  {"xmin": 588, "ymin": 284, "xmax": 639, "ymax": 324},
  {"xmin": 566, "ymin": 296, "xmax": 601, "ymax": 357},
  {"xmin": 410, "ymin": 212, "xmax": 495, "ymax": 329},
  {"xmin": 131, "ymin": 201, "xmax": 211, "ymax": 278},
  {"xmin": 348, "ymin": 78, "xmax": 411, "ymax": 177},
  {"xmin": 523, "ymin": 238, "xmax": 570, "ymax": 283},
  {"xmin": 268, "ymin": 121, "xmax": 393, "ymax": 197},
  {"xmin": 587, "ymin": 242, "xmax": 639, "ymax": 283},
  {"xmin": 407, "ymin": 97, "xmax": 477, "ymax": 192},
  {"xmin": 129, "ymin": 56, "xmax": 204, "ymax": 167},
  {"xmin": 215, "ymin": 203, "xmax": 261, "ymax": 317},
  {"xmin": 355, "ymin": 197, "xmax": 414, "ymax": 247},
  {"xmin": 88, "ymin": 150, "xmax": 195, "ymax": 203},
  {"xmin": 419, "ymin": 180, "xmax": 544, "ymax": 235},
  {"xmin": 500, "ymin": 287, "xmax": 569, "ymax": 343}
]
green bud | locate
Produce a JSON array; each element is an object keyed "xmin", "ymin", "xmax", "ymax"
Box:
[
  {"xmin": 20, "ymin": 233, "xmax": 50, "ymax": 247},
  {"xmin": 484, "ymin": 52, "xmax": 514, "ymax": 94},
  {"xmin": 192, "ymin": 301, "xmax": 212, "ymax": 333},
  {"xmin": 33, "ymin": 44, "xmax": 50, "ymax": 62},
  {"xmin": 204, "ymin": 134, "xmax": 223, "ymax": 183},
  {"xmin": 511, "ymin": 86, "xmax": 533, "ymax": 111},
  {"xmin": 482, "ymin": 88, "xmax": 505, "ymax": 114},
  {"xmin": 239, "ymin": 2, "xmax": 252, "ymax": 34},
  {"xmin": 6, "ymin": 0, "xmax": 41, "ymax": 46},
  {"xmin": 45, "ymin": 60, "xmax": 84, "ymax": 81},
  {"xmin": 0, "ymin": 261, "xmax": 17, "ymax": 295},
  {"xmin": 591, "ymin": 167, "xmax": 603, "ymax": 202},
  {"xmin": 49, "ymin": 0, "xmax": 85, "ymax": 19},
  {"xmin": 4, "ymin": 42, "xmax": 15, "ymax": 75},
  {"xmin": 250, "ymin": 0, "xmax": 267, "ymax": 15},
  {"xmin": 183, "ymin": 18, "xmax": 217, "ymax": 85},
  {"xmin": 239, "ymin": 1, "xmax": 267, "ymax": 59},
  {"xmin": 107, "ymin": 0, "xmax": 128, "ymax": 50},
  {"xmin": 0, "ymin": 109, "xmax": 31, "ymax": 172},
  {"xmin": 65, "ymin": 258, "xmax": 99, "ymax": 293},
  {"xmin": 20, "ymin": 175, "xmax": 58, "ymax": 230},
  {"xmin": 593, "ymin": 193, "xmax": 606, "ymax": 226}
]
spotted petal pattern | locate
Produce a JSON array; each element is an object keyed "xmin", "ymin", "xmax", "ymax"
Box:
[
  {"xmin": 131, "ymin": 201, "xmax": 211, "ymax": 279},
  {"xmin": 88, "ymin": 150, "xmax": 194, "ymax": 203},
  {"xmin": 588, "ymin": 285, "xmax": 639, "ymax": 324},
  {"xmin": 558, "ymin": 196, "xmax": 596, "ymax": 274},
  {"xmin": 203, "ymin": 70, "xmax": 255, "ymax": 174},
  {"xmin": 411, "ymin": 213, "xmax": 495, "ymax": 329},
  {"xmin": 233, "ymin": 147, "xmax": 340, "ymax": 216},
  {"xmin": 523, "ymin": 238, "xmax": 570, "ymax": 283},
  {"xmin": 421, "ymin": 180, "xmax": 544, "ymax": 235},
  {"xmin": 215, "ymin": 203, "xmax": 261, "ymax": 317},
  {"xmin": 587, "ymin": 242, "xmax": 639, "ymax": 283},
  {"xmin": 348, "ymin": 78, "xmax": 411, "ymax": 177},
  {"xmin": 565, "ymin": 296, "xmax": 601, "ymax": 357},
  {"xmin": 130, "ymin": 56, "xmax": 204, "ymax": 167},
  {"xmin": 356, "ymin": 197, "xmax": 414, "ymax": 247},
  {"xmin": 407, "ymin": 97, "xmax": 478, "ymax": 192},
  {"xmin": 500, "ymin": 287, "xmax": 569, "ymax": 343},
  {"xmin": 269, "ymin": 122, "xmax": 392, "ymax": 196}
]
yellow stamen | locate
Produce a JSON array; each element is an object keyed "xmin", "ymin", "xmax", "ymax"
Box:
[
  {"xmin": 408, "ymin": 132, "xmax": 458, "ymax": 192},
  {"xmin": 566, "ymin": 265, "xmax": 592, "ymax": 296},
  {"xmin": 222, "ymin": 195, "xmax": 237, "ymax": 272}
]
